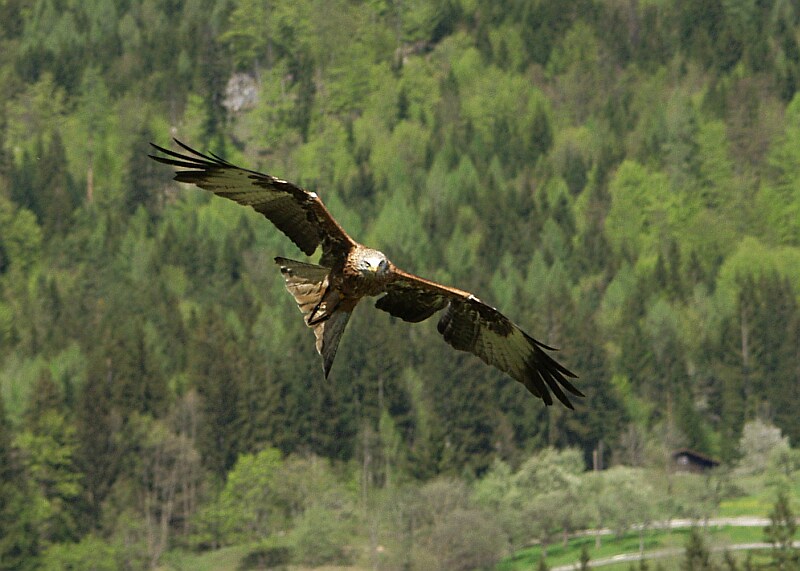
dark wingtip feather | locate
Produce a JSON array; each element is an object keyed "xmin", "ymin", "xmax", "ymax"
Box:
[
  {"xmin": 522, "ymin": 337, "xmax": 583, "ymax": 407},
  {"xmin": 542, "ymin": 369, "xmax": 576, "ymax": 409},
  {"xmin": 559, "ymin": 375, "xmax": 584, "ymax": 397},
  {"xmin": 172, "ymin": 138, "xmax": 208, "ymax": 159}
]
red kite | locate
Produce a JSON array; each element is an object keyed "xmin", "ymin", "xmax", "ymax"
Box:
[{"xmin": 150, "ymin": 140, "xmax": 582, "ymax": 408}]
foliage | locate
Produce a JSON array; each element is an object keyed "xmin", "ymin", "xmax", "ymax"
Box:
[
  {"xmin": 237, "ymin": 540, "xmax": 291, "ymax": 571},
  {"xmin": 412, "ymin": 477, "xmax": 506, "ymax": 570},
  {"xmin": 217, "ymin": 448, "xmax": 284, "ymax": 542},
  {"xmin": 39, "ymin": 535, "xmax": 118, "ymax": 571},
  {"xmin": 763, "ymin": 490, "xmax": 799, "ymax": 570},
  {"xmin": 736, "ymin": 420, "xmax": 790, "ymax": 477},
  {"xmin": 682, "ymin": 528, "xmax": 716, "ymax": 571},
  {"xmin": 3, "ymin": 0, "xmax": 800, "ymax": 567}
]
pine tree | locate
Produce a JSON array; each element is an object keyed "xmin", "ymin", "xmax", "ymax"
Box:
[
  {"xmin": 187, "ymin": 308, "xmax": 243, "ymax": 477},
  {"xmin": 764, "ymin": 490, "xmax": 799, "ymax": 570},
  {"xmin": 579, "ymin": 543, "xmax": 591, "ymax": 571},
  {"xmin": 666, "ymin": 239, "xmax": 685, "ymax": 301},
  {"xmin": 35, "ymin": 131, "xmax": 78, "ymax": 236},
  {"xmin": 738, "ymin": 273, "xmax": 800, "ymax": 441},
  {"xmin": 574, "ymin": 175, "xmax": 611, "ymax": 277},
  {"xmin": 682, "ymin": 528, "xmax": 716, "ymax": 571},
  {"xmin": 0, "ymin": 393, "xmax": 40, "ymax": 570},
  {"xmin": 308, "ymin": 367, "xmax": 356, "ymax": 461},
  {"xmin": 713, "ymin": 313, "xmax": 747, "ymax": 462},
  {"xmin": 722, "ymin": 551, "xmax": 739, "ymax": 571},
  {"xmin": 125, "ymin": 123, "xmax": 162, "ymax": 215},
  {"xmin": 101, "ymin": 315, "xmax": 168, "ymax": 419},
  {"xmin": 559, "ymin": 305, "xmax": 627, "ymax": 458},
  {"xmin": 16, "ymin": 372, "xmax": 83, "ymax": 544},
  {"xmin": 75, "ymin": 354, "xmax": 120, "ymax": 526},
  {"xmin": 431, "ymin": 354, "xmax": 498, "ymax": 477},
  {"xmin": 22, "ymin": 370, "xmax": 63, "ymax": 431},
  {"xmin": 10, "ymin": 143, "xmax": 40, "ymax": 216}
]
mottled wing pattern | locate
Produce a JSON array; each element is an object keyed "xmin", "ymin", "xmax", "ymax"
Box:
[
  {"xmin": 150, "ymin": 140, "xmax": 355, "ymax": 265},
  {"xmin": 437, "ymin": 297, "xmax": 582, "ymax": 408},
  {"xmin": 374, "ymin": 280, "xmax": 448, "ymax": 322},
  {"xmin": 378, "ymin": 271, "xmax": 582, "ymax": 408}
]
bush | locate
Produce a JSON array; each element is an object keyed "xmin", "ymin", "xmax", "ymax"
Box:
[
  {"xmin": 290, "ymin": 505, "xmax": 354, "ymax": 567},
  {"xmin": 39, "ymin": 535, "xmax": 118, "ymax": 571},
  {"xmin": 736, "ymin": 420, "xmax": 789, "ymax": 477},
  {"xmin": 418, "ymin": 507, "xmax": 506, "ymax": 571},
  {"xmin": 238, "ymin": 542, "xmax": 292, "ymax": 570}
]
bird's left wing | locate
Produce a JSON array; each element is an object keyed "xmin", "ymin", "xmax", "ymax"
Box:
[
  {"xmin": 149, "ymin": 139, "xmax": 355, "ymax": 265},
  {"xmin": 376, "ymin": 269, "xmax": 582, "ymax": 408}
]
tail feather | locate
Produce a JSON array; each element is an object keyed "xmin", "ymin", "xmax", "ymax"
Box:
[
  {"xmin": 275, "ymin": 257, "xmax": 350, "ymax": 377},
  {"xmin": 316, "ymin": 311, "xmax": 351, "ymax": 377}
]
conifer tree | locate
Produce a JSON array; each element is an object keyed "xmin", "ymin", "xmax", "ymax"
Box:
[
  {"xmin": 764, "ymin": 489, "xmax": 799, "ymax": 570},
  {"xmin": 125, "ymin": 124, "xmax": 162, "ymax": 215},
  {"xmin": 579, "ymin": 543, "xmax": 591, "ymax": 571},
  {"xmin": 35, "ymin": 131, "xmax": 77, "ymax": 236},
  {"xmin": 0, "ymin": 393, "xmax": 40, "ymax": 570},
  {"xmin": 187, "ymin": 308, "xmax": 243, "ymax": 477},
  {"xmin": 431, "ymin": 354, "xmax": 498, "ymax": 476},
  {"xmin": 537, "ymin": 556, "xmax": 550, "ymax": 571},
  {"xmin": 722, "ymin": 551, "xmax": 738, "ymax": 571},
  {"xmin": 101, "ymin": 315, "xmax": 168, "ymax": 419},
  {"xmin": 76, "ymin": 354, "xmax": 120, "ymax": 526},
  {"xmin": 560, "ymin": 305, "xmax": 627, "ymax": 458},
  {"xmin": 16, "ymin": 371, "xmax": 82, "ymax": 544},
  {"xmin": 682, "ymin": 527, "xmax": 716, "ymax": 571}
]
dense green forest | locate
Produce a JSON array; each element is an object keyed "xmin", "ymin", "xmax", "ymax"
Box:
[{"xmin": 1, "ymin": 0, "xmax": 800, "ymax": 569}]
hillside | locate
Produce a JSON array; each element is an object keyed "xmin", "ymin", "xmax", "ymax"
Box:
[{"xmin": 1, "ymin": 0, "xmax": 799, "ymax": 568}]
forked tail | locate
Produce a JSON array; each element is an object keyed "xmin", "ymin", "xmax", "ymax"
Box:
[{"xmin": 275, "ymin": 257, "xmax": 351, "ymax": 377}]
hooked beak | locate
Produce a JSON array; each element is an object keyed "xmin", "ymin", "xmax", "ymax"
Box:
[{"xmin": 364, "ymin": 258, "xmax": 387, "ymax": 275}]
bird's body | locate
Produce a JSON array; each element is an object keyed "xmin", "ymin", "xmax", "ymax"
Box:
[{"xmin": 150, "ymin": 140, "xmax": 583, "ymax": 408}]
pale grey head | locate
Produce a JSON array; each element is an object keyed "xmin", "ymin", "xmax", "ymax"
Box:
[{"xmin": 355, "ymin": 247, "xmax": 390, "ymax": 277}]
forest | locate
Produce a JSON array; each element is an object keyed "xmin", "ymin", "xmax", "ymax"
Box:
[{"xmin": 0, "ymin": 0, "xmax": 799, "ymax": 569}]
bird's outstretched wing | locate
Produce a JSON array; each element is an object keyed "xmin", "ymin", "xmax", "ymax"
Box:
[
  {"xmin": 377, "ymin": 269, "xmax": 582, "ymax": 408},
  {"xmin": 149, "ymin": 139, "xmax": 355, "ymax": 266}
]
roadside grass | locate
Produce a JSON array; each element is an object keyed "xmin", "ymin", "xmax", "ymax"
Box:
[
  {"xmin": 595, "ymin": 548, "xmax": 776, "ymax": 571},
  {"xmin": 497, "ymin": 526, "xmax": 771, "ymax": 571},
  {"xmin": 719, "ymin": 477, "xmax": 800, "ymax": 517},
  {"xmin": 719, "ymin": 495, "xmax": 771, "ymax": 518}
]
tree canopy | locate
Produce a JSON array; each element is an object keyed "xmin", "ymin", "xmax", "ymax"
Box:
[{"xmin": 2, "ymin": 0, "xmax": 800, "ymax": 568}]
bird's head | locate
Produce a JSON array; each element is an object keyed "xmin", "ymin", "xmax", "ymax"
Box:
[{"xmin": 357, "ymin": 248, "xmax": 390, "ymax": 277}]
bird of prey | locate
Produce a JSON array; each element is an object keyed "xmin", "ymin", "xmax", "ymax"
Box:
[{"xmin": 149, "ymin": 140, "xmax": 582, "ymax": 408}]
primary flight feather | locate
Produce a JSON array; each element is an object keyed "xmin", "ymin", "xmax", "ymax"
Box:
[{"xmin": 149, "ymin": 140, "xmax": 582, "ymax": 408}]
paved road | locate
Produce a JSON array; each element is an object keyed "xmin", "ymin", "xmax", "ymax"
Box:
[{"xmin": 570, "ymin": 516, "xmax": 773, "ymax": 539}]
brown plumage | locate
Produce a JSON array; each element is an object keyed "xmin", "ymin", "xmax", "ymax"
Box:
[{"xmin": 149, "ymin": 140, "xmax": 583, "ymax": 408}]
